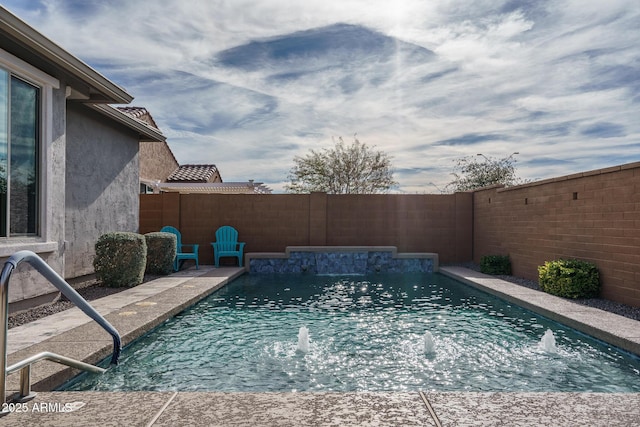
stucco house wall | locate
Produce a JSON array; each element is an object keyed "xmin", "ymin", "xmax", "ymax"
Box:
[
  {"xmin": 64, "ymin": 103, "xmax": 142, "ymax": 278},
  {"xmin": 0, "ymin": 6, "xmax": 164, "ymax": 312}
]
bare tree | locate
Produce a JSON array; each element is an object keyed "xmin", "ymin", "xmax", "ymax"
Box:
[
  {"xmin": 286, "ymin": 135, "xmax": 396, "ymax": 194},
  {"xmin": 446, "ymin": 153, "xmax": 526, "ymax": 192}
]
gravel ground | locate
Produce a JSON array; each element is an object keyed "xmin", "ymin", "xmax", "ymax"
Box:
[{"xmin": 8, "ymin": 267, "xmax": 640, "ymax": 329}]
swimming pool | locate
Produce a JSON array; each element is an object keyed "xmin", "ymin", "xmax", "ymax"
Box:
[{"xmin": 62, "ymin": 272, "xmax": 640, "ymax": 392}]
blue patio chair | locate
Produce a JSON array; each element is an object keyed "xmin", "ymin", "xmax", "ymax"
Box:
[
  {"xmin": 211, "ymin": 225, "xmax": 245, "ymax": 267},
  {"xmin": 160, "ymin": 226, "xmax": 199, "ymax": 271}
]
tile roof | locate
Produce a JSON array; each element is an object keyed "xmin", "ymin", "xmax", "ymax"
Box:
[
  {"xmin": 159, "ymin": 182, "xmax": 272, "ymax": 194},
  {"xmin": 116, "ymin": 106, "xmax": 159, "ymax": 129},
  {"xmin": 167, "ymin": 164, "xmax": 219, "ymax": 182}
]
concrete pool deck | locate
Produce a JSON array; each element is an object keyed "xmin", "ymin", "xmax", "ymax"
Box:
[{"xmin": 1, "ymin": 266, "xmax": 639, "ymax": 426}]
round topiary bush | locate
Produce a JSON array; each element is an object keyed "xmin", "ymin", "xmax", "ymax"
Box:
[
  {"xmin": 145, "ymin": 232, "xmax": 177, "ymax": 275},
  {"xmin": 538, "ymin": 258, "xmax": 600, "ymax": 299},
  {"xmin": 94, "ymin": 232, "xmax": 147, "ymax": 288}
]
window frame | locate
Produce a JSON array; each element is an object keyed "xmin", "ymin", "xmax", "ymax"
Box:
[{"xmin": 0, "ymin": 47, "xmax": 59, "ymax": 256}]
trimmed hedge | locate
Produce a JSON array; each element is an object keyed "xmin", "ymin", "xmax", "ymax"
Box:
[
  {"xmin": 538, "ymin": 259, "xmax": 600, "ymax": 299},
  {"xmin": 145, "ymin": 232, "xmax": 177, "ymax": 275},
  {"xmin": 480, "ymin": 255, "xmax": 511, "ymax": 275},
  {"xmin": 94, "ymin": 232, "xmax": 147, "ymax": 288}
]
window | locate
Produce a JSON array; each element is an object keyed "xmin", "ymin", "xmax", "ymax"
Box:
[
  {"xmin": 140, "ymin": 183, "xmax": 153, "ymax": 194},
  {"xmin": 0, "ymin": 68, "xmax": 41, "ymax": 237}
]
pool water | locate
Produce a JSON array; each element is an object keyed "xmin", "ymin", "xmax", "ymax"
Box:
[{"xmin": 62, "ymin": 273, "xmax": 640, "ymax": 392}]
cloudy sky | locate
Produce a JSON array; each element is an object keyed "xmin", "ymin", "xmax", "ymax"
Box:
[{"xmin": 4, "ymin": 0, "xmax": 639, "ymax": 192}]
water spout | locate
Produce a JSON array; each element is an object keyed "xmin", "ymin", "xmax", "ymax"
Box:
[
  {"xmin": 297, "ymin": 326, "xmax": 310, "ymax": 353},
  {"xmin": 424, "ymin": 331, "xmax": 435, "ymax": 354},
  {"xmin": 539, "ymin": 329, "xmax": 557, "ymax": 353}
]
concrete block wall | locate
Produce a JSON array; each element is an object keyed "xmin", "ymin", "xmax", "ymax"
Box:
[
  {"xmin": 139, "ymin": 192, "xmax": 473, "ymax": 266},
  {"xmin": 473, "ymin": 162, "xmax": 640, "ymax": 307},
  {"xmin": 323, "ymin": 194, "xmax": 472, "ymax": 262}
]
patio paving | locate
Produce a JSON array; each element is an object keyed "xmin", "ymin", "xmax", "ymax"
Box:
[{"xmin": 0, "ymin": 266, "xmax": 638, "ymax": 426}]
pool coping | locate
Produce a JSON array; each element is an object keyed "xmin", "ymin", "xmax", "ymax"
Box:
[
  {"xmin": 2, "ymin": 390, "xmax": 639, "ymax": 426},
  {"xmin": 1, "ymin": 265, "xmax": 639, "ymax": 426}
]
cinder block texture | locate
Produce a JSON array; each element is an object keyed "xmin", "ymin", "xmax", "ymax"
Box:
[
  {"xmin": 140, "ymin": 193, "xmax": 473, "ymax": 265},
  {"xmin": 474, "ymin": 162, "xmax": 640, "ymax": 307}
]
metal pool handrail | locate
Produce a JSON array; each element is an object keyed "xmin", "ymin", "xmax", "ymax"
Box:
[{"xmin": 0, "ymin": 250, "xmax": 121, "ymax": 405}]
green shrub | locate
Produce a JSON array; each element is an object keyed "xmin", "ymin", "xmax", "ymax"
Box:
[
  {"xmin": 145, "ymin": 232, "xmax": 176, "ymax": 275},
  {"xmin": 538, "ymin": 259, "xmax": 600, "ymax": 299},
  {"xmin": 480, "ymin": 255, "xmax": 512, "ymax": 275},
  {"xmin": 94, "ymin": 232, "xmax": 147, "ymax": 288}
]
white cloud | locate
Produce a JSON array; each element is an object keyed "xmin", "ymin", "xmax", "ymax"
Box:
[{"xmin": 4, "ymin": 0, "xmax": 639, "ymax": 192}]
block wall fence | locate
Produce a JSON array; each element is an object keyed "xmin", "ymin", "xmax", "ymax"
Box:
[
  {"xmin": 474, "ymin": 162, "xmax": 640, "ymax": 307},
  {"xmin": 139, "ymin": 161, "xmax": 640, "ymax": 307},
  {"xmin": 139, "ymin": 192, "xmax": 473, "ymax": 265}
]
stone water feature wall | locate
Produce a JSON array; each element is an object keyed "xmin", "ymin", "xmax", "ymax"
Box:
[{"xmin": 247, "ymin": 247, "xmax": 438, "ymax": 274}]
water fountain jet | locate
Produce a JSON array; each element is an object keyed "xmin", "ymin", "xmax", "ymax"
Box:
[
  {"xmin": 424, "ymin": 331, "xmax": 435, "ymax": 354},
  {"xmin": 539, "ymin": 329, "xmax": 557, "ymax": 353},
  {"xmin": 297, "ymin": 326, "xmax": 310, "ymax": 353}
]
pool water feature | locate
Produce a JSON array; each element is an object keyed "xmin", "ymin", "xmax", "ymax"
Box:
[
  {"xmin": 62, "ymin": 273, "xmax": 640, "ymax": 393},
  {"xmin": 297, "ymin": 326, "xmax": 310, "ymax": 353}
]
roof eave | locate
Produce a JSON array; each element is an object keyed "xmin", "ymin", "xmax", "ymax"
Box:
[
  {"xmin": 0, "ymin": 7, "xmax": 133, "ymax": 104},
  {"xmin": 157, "ymin": 182, "xmax": 272, "ymax": 194},
  {"xmin": 88, "ymin": 104, "xmax": 165, "ymax": 142}
]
